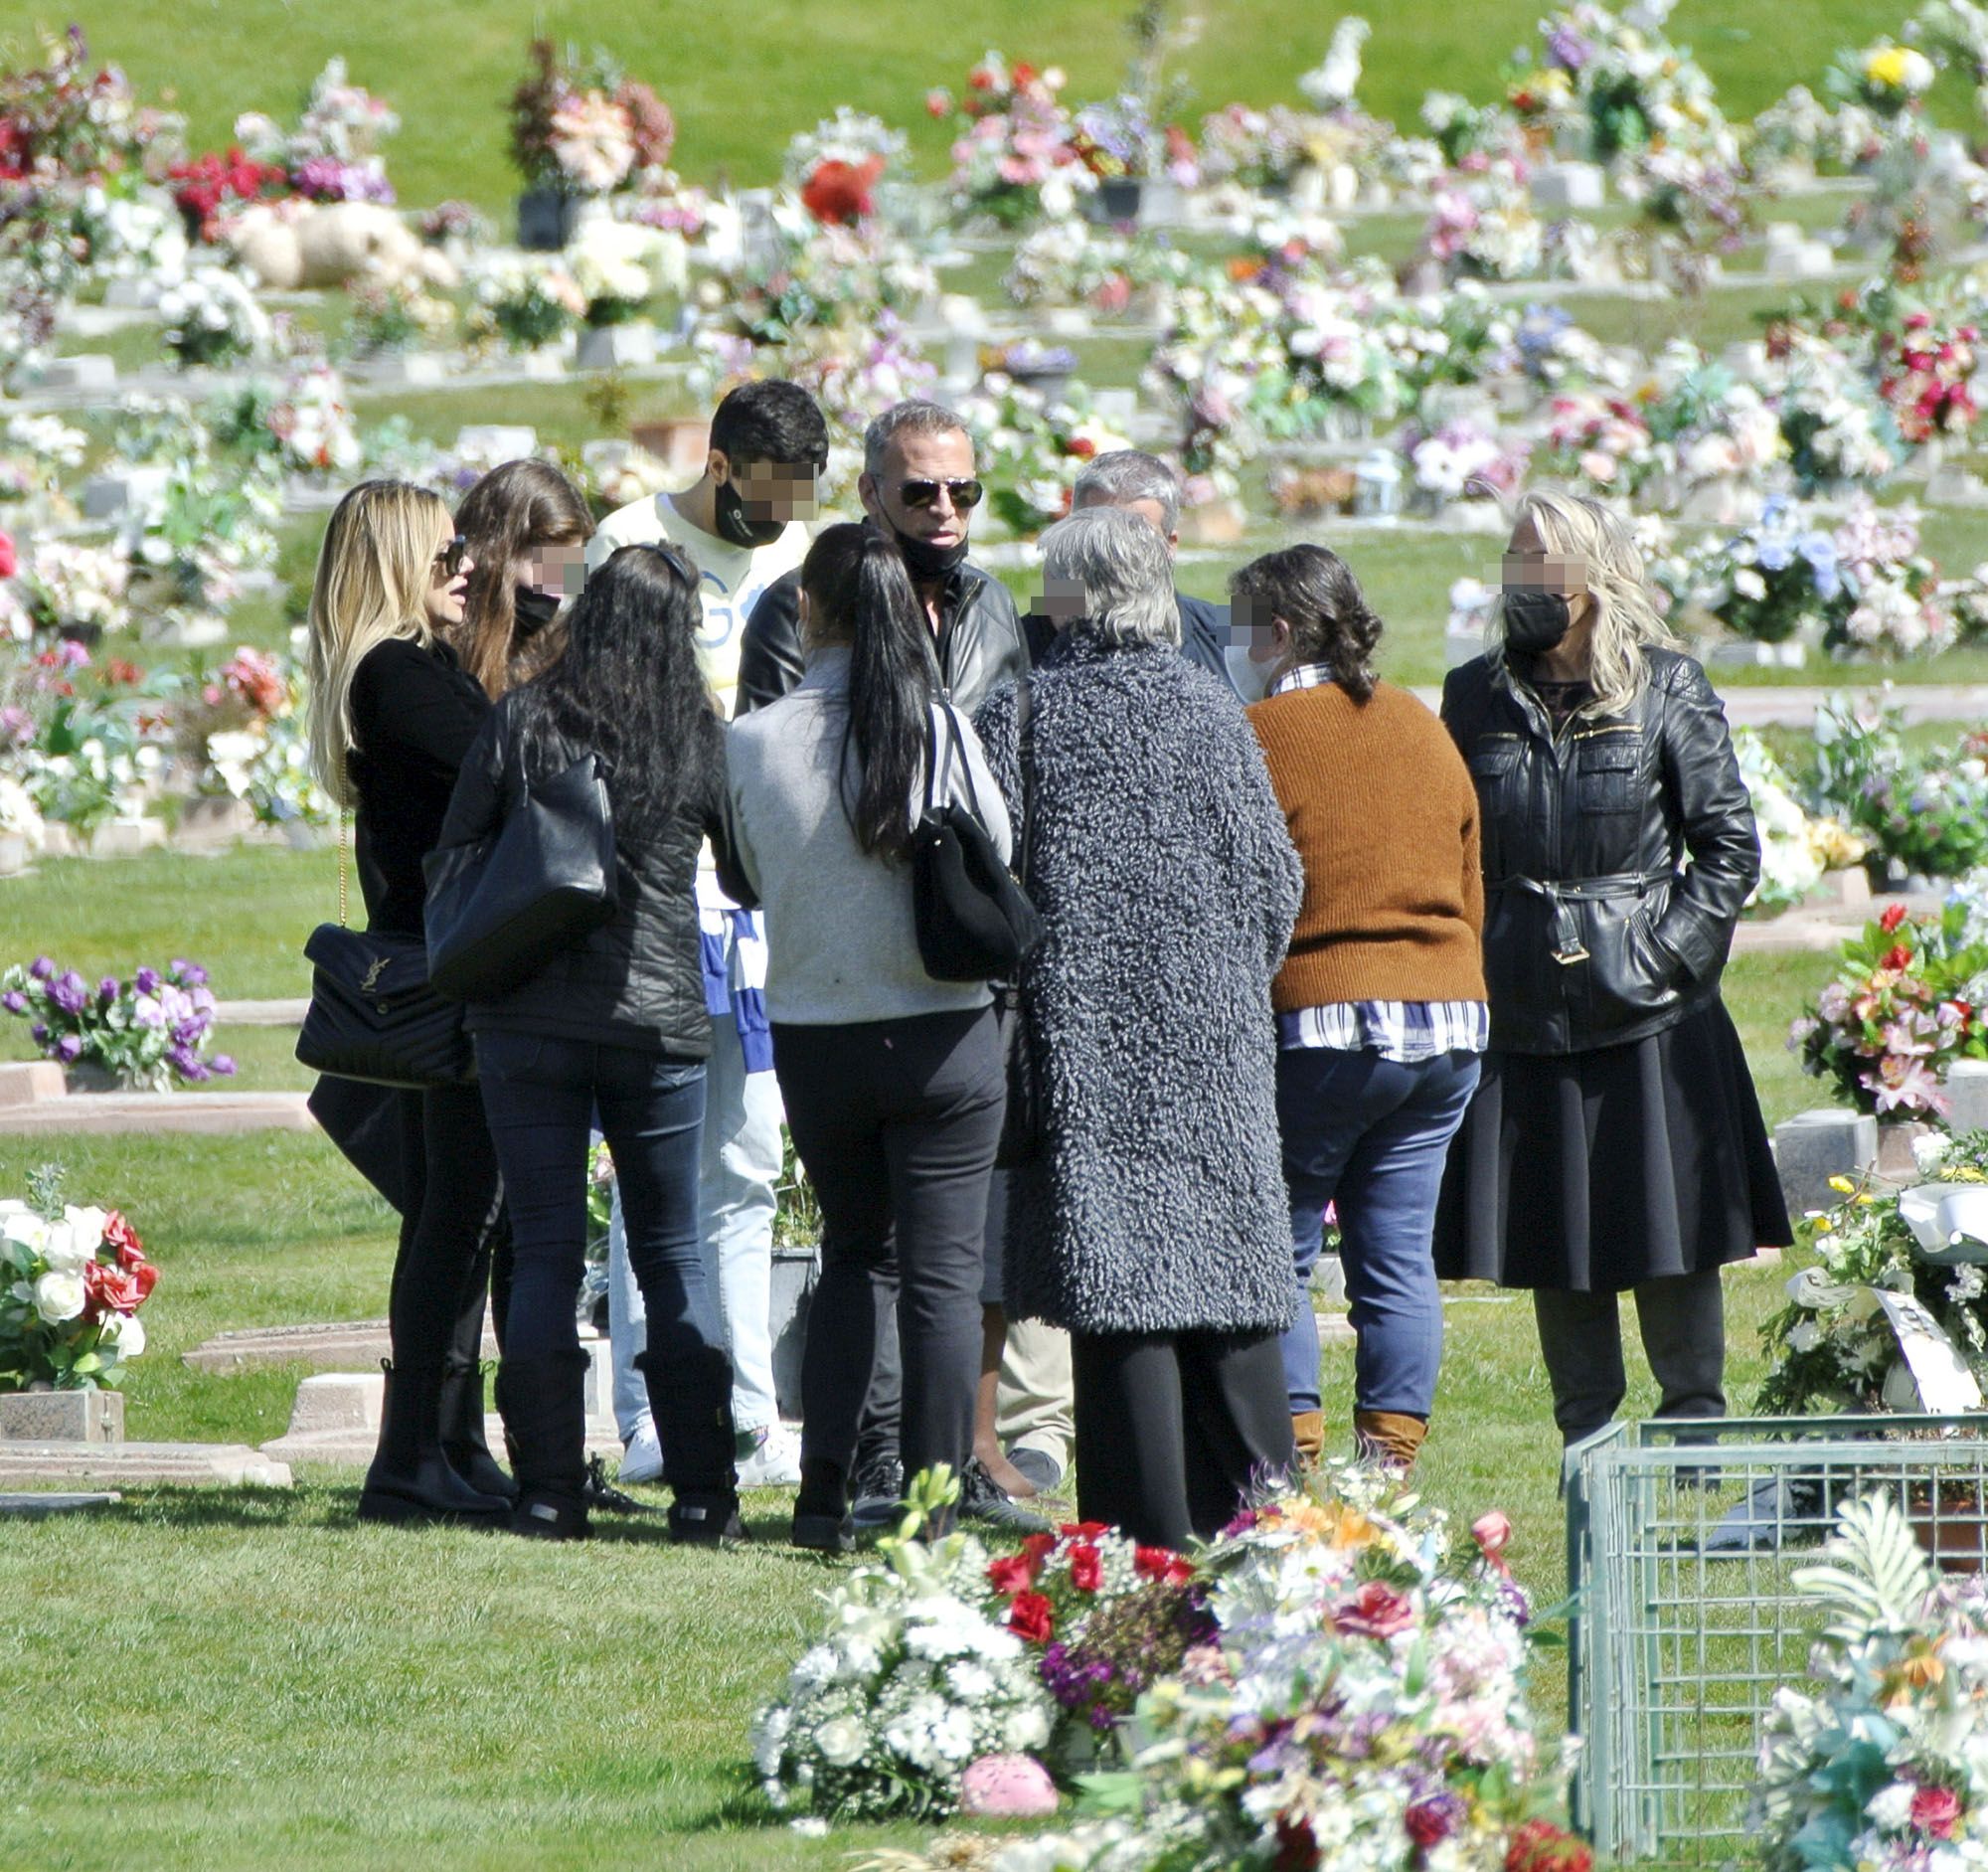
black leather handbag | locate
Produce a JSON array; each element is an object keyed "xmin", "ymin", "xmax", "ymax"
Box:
[
  {"xmin": 295, "ymin": 822, "xmax": 473, "ymax": 1089},
  {"xmin": 423, "ymin": 751, "xmax": 619, "ymax": 1002},
  {"xmin": 911, "ymin": 703, "xmax": 1042, "ymax": 984},
  {"xmin": 993, "ymin": 681, "xmax": 1041, "ymax": 1170}
]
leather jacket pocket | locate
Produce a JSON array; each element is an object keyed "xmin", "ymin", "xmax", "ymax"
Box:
[
  {"xmin": 1573, "ymin": 734, "xmax": 1643, "ymax": 814},
  {"xmin": 1466, "ymin": 737, "xmax": 1523, "ymax": 813},
  {"xmin": 1581, "ymin": 888, "xmax": 1685, "ymax": 1036}
]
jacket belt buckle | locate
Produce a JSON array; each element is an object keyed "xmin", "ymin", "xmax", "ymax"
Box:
[{"xmin": 1552, "ymin": 940, "xmax": 1590, "ymax": 966}]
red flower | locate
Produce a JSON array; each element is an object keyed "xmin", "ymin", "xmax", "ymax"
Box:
[
  {"xmin": 0, "ymin": 531, "xmax": 14, "ymax": 581},
  {"xmin": 925, "ymin": 88, "xmax": 951, "ymax": 118},
  {"xmin": 83, "ymin": 1258, "xmax": 143, "ymax": 1320},
  {"xmin": 1007, "ymin": 1590, "xmax": 1055, "ymax": 1644},
  {"xmin": 1507, "ymin": 1819, "xmax": 1593, "ymax": 1872},
  {"xmin": 1059, "ymin": 1521, "xmax": 1109, "ymax": 1539},
  {"xmin": 1332, "ymin": 1580, "xmax": 1417, "ymax": 1638},
  {"xmin": 1020, "ymin": 1531, "xmax": 1057, "ymax": 1566},
  {"xmin": 1066, "ymin": 435, "xmax": 1096, "ymax": 460},
  {"xmin": 1068, "ymin": 1542, "xmax": 1103, "ymax": 1592},
  {"xmin": 1134, "ymin": 1544, "xmax": 1194, "ymax": 1585},
  {"xmin": 1912, "ymin": 1785, "xmax": 1963, "ymax": 1839},
  {"xmin": 968, "ymin": 67, "xmax": 997, "ymax": 90},
  {"xmin": 1272, "ymin": 1811, "xmax": 1321, "ymax": 1871},
  {"xmin": 1881, "ymin": 902, "xmax": 1910, "ymax": 934},
  {"xmin": 800, "ymin": 155, "xmax": 885, "ymax": 227},
  {"xmin": 986, "ymin": 1552, "xmax": 1037, "ymax": 1596},
  {"xmin": 102, "ymin": 1210, "xmax": 145, "ymax": 1268},
  {"xmin": 1882, "ymin": 943, "xmax": 1915, "ymax": 973},
  {"xmin": 130, "ymin": 1260, "xmax": 158, "ymax": 1304}
]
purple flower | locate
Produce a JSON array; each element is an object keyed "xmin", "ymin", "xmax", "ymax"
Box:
[
  {"xmin": 29, "ymin": 956, "xmax": 54, "ymax": 981},
  {"xmin": 211, "ymin": 1055, "xmax": 237, "ymax": 1077},
  {"xmin": 173, "ymin": 960, "xmax": 209, "ymax": 988},
  {"xmin": 167, "ymin": 1044, "xmax": 209, "ymax": 1082},
  {"xmin": 1, "ymin": 991, "xmax": 25, "ymax": 1014},
  {"xmin": 97, "ymin": 976, "xmax": 119, "ymax": 1005},
  {"xmin": 133, "ymin": 966, "xmax": 160, "ymax": 996},
  {"xmin": 1547, "ymin": 25, "xmax": 1594, "ymax": 70},
  {"xmin": 50, "ymin": 970, "xmax": 89, "ymax": 1015},
  {"xmin": 30, "ymin": 1022, "xmax": 47, "ymax": 1044},
  {"xmin": 55, "ymin": 1034, "xmax": 82, "ymax": 1064}
]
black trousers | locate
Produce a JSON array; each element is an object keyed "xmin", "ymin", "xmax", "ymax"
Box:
[
  {"xmin": 1531, "ymin": 1269, "xmax": 1727, "ymax": 1445},
  {"xmin": 774, "ymin": 1008, "xmax": 1003, "ymax": 1495},
  {"xmin": 389, "ymin": 1082, "xmax": 504, "ymax": 1371},
  {"xmin": 1072, "ymin": 1327, "xmax": 1295, "ymax": 1549}
]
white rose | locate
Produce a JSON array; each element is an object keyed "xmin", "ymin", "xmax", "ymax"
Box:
[
  {"xmin": 1867, "ymin": 1783, "xmax": 1916, "ymax": 1831},
  {"xmin": 1038, "ymin": 171, "xmax": 1077, "ymax": 221},
  {"xmin": 98, "ymin": 1312, "xmax": 145, "ymax": 1359},
  {"xmin": 34, "ymin": 1269, "xmax": 86, "ymax": 1323},
  {"xmin": 815, "ymin": 1717, "xmax": 867, "ymax": 1767},
  {"xmin": 63, "ymin": 1205, "xmax": 108, "ymax": 1249},
  {"xmin": 36, "ymin": 1220, "xmax": 94, "ymax": 1274},
  {"xmin": 1787, "ymin": 1320, "xmax": 1824, "ymax": 1353}
]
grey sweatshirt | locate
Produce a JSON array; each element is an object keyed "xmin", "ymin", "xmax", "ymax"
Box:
[{"xmin": 725, "ymin": 646, "xmax": 1013, "ymax": 1025}]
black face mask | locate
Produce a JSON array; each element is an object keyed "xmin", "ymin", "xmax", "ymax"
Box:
[
  {"xmin": 892, "ymin": 525, "xmax": 970, "ymax": 583},
  {"xmin": 1503, "ymin": 589, "xmax": 1574, "ymax": 655},
  {"xmin": 715, "ymin": 481, "xmax": 786, "ymax": 550},
  {"xmin": 513, "ymin": 586, "xmax": 562, "ymax": 635}
]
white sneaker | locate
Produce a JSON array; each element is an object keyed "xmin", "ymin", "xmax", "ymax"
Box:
[
  {"xmin": 735, "ymin": 1420, "xmax": 802, "ymax": 1488},
  {"xmin": 619, "ymin": 1417, "xmax": 664, "ymax": 1485}
]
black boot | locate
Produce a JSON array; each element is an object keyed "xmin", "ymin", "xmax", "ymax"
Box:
[
  {"xmin": 357, "ymin": 1359, "xmax": 512, "ymax": 1526},
  {"xmin": 496, "ymin": 1349, "xmax": 593, "ymax": 1541},
  {"xmin": 792, "ymin": 1456, "xmax": 854, "ymax": 1554},
  {"xmin": 440, "ymin": 1354, "xmax": 518, "ymax": 1504},
  {"xmin": 639, "ymin": 1346, "xmax": 744, "ymax": 1547}
]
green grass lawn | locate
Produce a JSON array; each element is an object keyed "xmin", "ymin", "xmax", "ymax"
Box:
[{"xmin": 62, "ymin": 0, "xmax": 1953, "ymax": 216}]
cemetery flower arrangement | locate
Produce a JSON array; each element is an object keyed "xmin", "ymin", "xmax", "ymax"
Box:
[
  {"xmin": 232, "ymin": 58, "xmax": 399, "ymax": 204},
  {"xmin": 1195, "ymin": 102, "xmax": 1321, "ymax": 189},
  {"xmin": 1670, "ymin": 495, "xmax": 1846, "ymax": 646},
  {"xmin": 1829, "ymin": 498, "xmax": 1948, "ymax": 659},
  {"xmin": 1829, "ymin": 41, "xmax": 1938, "ymax": 117},
  {"xmin": 1873, "ymin": 306, "xmax": 1981, "ymax": 444},
  {"xmin": 0, "ymin": 27, "xmax": 173, "ymax": 191},
  {"xmin": 735, "ymin": 213, "xmax": 936, "ymax": 345},
  {"xmin": 1070, "ymin": 93, "xmax": 1195, "ymax": 187},
  {"xmin": 1756, "ymin": 1131, "xmax": 1988, "ymax": 1416},
  {"xmin": 0, "ymin": 1167, "xmax": 156, "ymax": 1391},
  {"xmin": 1533, "ymin": 390, "xmax": 1658, "ymax": 493},
  {"xmin": 212, "ymin": 363, "xmax": 362, "ymax": 476},
  {"xmin": 568, "ymin": 217, "xmax": 685, "ymax": 325},
  {"xmin": 507, "ymin": 40, "xmax": 675, "ymax": 197},
  {"xmin": 750, "ymin": 1469, "xmax": 1057, "ymax": 1820},
  {"xmin": 1, "ymin": 956, "xmax": 235, "ymax": 1091},
  {"xmin": 1755, "ymin": 1493, "xmax": 1988, "ymax": 1872},
  {"xmin": 166, "ymin": 146, "xmax": 287, "ymax": 244},
  {"xmin": 1736, "ymin": 728, "xmax": 1851, "ymax": 913},
  {"xmin": 1788, "ymin": 906, "xmax": 1988, "ymax": 1123},
  {"xmin": 1771, "ymin": 335, "xmax": 1905, "ymax": 492},
  {"xmin": 1950, "ymin": 565, "xmax": 1988, "ymax": 643},
  {"xmin": 782, "ymin": 109, "xmax": 907, "ymax": 227},
  {"xmin": 344, "ymin": 277, "xmax": 454, "ymax": 357},
  {"xmin": 1402, "ymin": 419, "xmax": 1530, "ymax": 507},
  {"xmin": 158, "ymin": 265, "xmax": 273, "ymax": 370},
  {"xmin": 935, "ymin": 52, "xmax": 1093, "ymax": 227},
  {"xmin": 958, "ymin": 375, "xmax": 1132, "ymax": 537},
  {"xmin": 466, "ymin": 255, "xmax": 586, "ymax": 353}
]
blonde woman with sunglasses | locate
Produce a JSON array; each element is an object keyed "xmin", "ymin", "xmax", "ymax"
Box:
[{"xmin": 305, "ymin": 480, "xmax": 511, "ymax": 1526}]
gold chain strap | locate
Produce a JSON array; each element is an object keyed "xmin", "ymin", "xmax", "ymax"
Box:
[{"xmin": 337, "ymin": 811, "xmax": 350, "ymax": 930}]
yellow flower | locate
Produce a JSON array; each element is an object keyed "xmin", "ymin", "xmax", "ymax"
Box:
[
  {"xmin": 1867, "ymin": 46, "xmax": 1911, "ymax": 87},
  {"xmin": 1829, "ymin": 1175, "xmax": 1858, "ymax": 1194}
]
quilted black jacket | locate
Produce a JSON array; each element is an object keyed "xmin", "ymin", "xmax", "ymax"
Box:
[
  {"xmin": 1440, "ymin": 647, "xmax": 1760, "ymax": 1055},
  {"xmin": 435, "ymin": 698, "xmax": 733, "ymax": 1056}
]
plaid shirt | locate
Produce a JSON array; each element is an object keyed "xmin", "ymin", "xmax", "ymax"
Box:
[{"xmin": 1268, "ymin": 664, "xmax": 1490, "ymax": 1063}]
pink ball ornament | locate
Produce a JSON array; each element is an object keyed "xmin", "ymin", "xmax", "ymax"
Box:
[{"xmin": 959, "ymin": 1753, "xmax": 1058, "ymax": 1818}]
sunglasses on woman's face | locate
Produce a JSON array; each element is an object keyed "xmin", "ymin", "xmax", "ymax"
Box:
[
  {"xmin": 898, "ymin": 477, "xmax": 983, "ymax": 512},
  {"xmin": 433, "ymin": 536, "xmax": 468, "ymax": 579}
]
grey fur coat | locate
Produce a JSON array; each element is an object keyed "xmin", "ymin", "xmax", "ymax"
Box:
[{"xmin": 974, "ymin": 628, "xmax": 1304, "ymax": 1337}]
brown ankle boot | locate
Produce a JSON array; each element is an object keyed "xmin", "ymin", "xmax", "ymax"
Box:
[
  {"xmin": 1354, "ymin": 1410, "xmax": 1427, "ymax": 1472},
  {"xmin": 1291, "ymin": 1411, "xmax": 1326, "ymax": 1468}
]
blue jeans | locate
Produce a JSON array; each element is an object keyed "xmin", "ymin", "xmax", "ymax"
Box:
[
  {"xmin": 1275, "ymin": 1047, "xmax": 1482, "ymax": 1419},
  {"xmin": 475, "ymin": 1030, "xmax": 722, "ymax": 1374}
]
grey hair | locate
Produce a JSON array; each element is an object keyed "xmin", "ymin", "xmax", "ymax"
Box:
[
  {"xmin": 864, "ymin": 399, "xmax": 972, "ymax": 478},
  {"xmin": 1039, "ymin": 506, "xmax": 1180, "ymax": 648},
  {"xmin": 1073, "ymin": 448, "xmax": 1181, "ymax": 536}
]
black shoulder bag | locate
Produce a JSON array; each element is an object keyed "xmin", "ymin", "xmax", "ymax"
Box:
[
  {"xmin": 295, "ymin": 816, "xmax": 473, "ymax": 1090},
  {"xmin": 910, "ymin": 702, "xmax": 1042, "ymax": 983},
  {"xmin": 993, "ymin": 681, "xmax": 1041, "ymax": 1169},
  {"xmin": 422, "ymin": 752, "xmax": 619, "ymax": 1002}
]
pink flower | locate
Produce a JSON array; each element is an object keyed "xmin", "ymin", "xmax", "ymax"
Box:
[
  {"xmin": 960, "ymin": 1753, "xmax": 1058, "ymax": 1817},
  {"xmin": 1332, "ymin": 1580, "xmax": 1417, "ymax": 1638},
  {"xmin": 1473, "ymin": 1510, "xmax": 1515, "ymax": 1573},
  {"xmin": 1912, "ymin": 1785, "xmax": 1963, "ymax": 1839}
]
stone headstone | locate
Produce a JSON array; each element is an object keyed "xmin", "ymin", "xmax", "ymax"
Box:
[
  {"xmin": 185, "ymin": 1317, "xmax": 496, "ymax": 1373},
  {"xmin": 576, "ymin": 322, "xmax": 657, "ymax": 371},
  {"xmin": 454, "ymin": 425, "xmax": 537, "ymax": 462},
  {"xmin": 0, "ymin": 1063, "xmax": 63, "ymax": 1109},
  {"xmin": 82, "ymin": 464, "xmax": 171, "ymax": 521},
  {"xmin": 1091, "ymin": 388, "xmax": 1138, "ymax": 427},
  {"xmin": 102, "ymin": 277, "xmax": 160, "ymax": 310},
  {"xmin": 1926, "ymin": 465, "xmax": 1988, "ymax": 508},
  {"xmin": 0, "ymin": 1490, "xmax": 122, "ymax": 1516},
  {"xmin": 1310, "ymin": 1253, "xmax": 1347, "ymax": 1306},
  {"xmin": 1948, "ymin": 1062, "xmax": 1988, "ymax": 1136},
  {"xmin": 1774, "ymin": 1107, "xmax": 1880, "ymax": 1215},
  {"xmin": 770, "ymin": 1244, "xmax": 817, "ymax": 1422},
  {"xmin": 1764, "ymin": 239, "xmax": 1835, "ymax": 281},
  {"xmin": 1531, "ymin": 162, "xmax": 1605, "ymax": 212},
  {"xmin": 354, "ymin": 350, "xmax": 448, "ymax": 387},
  {"xmin": 38, "ymin": 354, "xmax": 117, "ymax": 393},
  {"xmin": 0, "ymin": 1442, "xmax": 290, "ymax": 1486},
  {"xmin": 0, "ymin": 1389, "xmax": 123, "ymax": 1445}
]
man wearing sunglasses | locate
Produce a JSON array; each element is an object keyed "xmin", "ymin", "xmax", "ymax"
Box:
[
  {"xmin": 736, "ymin": 399, "xmax": 1029, "ymax": 718},
  {"xmin": 587, "ymin": 378, "xmax": 831, "ymax": 1496}
]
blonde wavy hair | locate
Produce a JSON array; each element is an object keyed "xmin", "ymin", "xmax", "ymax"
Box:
[
  {"xmin": 1489, "ymin": 490, "xmax": 1678, "ymax": 720},
  {"xmin": 305, "ymin": 481, "xmax": 453, "ymax": 807}
]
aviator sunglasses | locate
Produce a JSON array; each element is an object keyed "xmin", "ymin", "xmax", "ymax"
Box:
[
  {"xmin": 898, "ymin": 477, "xmax": 984, "ymax": 512},
  {"xmin": 432, "ymin": 536, "xmax": 469, "ymax": 579}
]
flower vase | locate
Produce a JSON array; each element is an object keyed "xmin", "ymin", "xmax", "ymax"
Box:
[
  {"xmin": 64, "ymin": 1060, "xmax": 123, "ymax": 1095},
  {"xmin": 1876, "ymin": 1119, "xmax": 1937, "ymax": 1179},
  {"xmin": 1084, "ymin": 177, "xmax": 1146, "ymax": 226},
  {"xmin": 516, "ymin": 188, "xmax": 581, "ymax": 252}
]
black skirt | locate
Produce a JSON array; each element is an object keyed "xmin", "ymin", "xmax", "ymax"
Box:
[{"xmin": 1432, "ymin": 999, "xmax": 1791, "ymax": 1293}]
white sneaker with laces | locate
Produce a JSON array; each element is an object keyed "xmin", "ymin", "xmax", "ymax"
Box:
[
  {"xmin": 618, "ymin": 1416, "xmax": 664, "ymax": 1485},
  {"xmin": 735, "ymin": 1420, "xmax": 802, "ymax": 1488}
]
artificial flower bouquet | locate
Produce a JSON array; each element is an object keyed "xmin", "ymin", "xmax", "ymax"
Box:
[
  {"xmin": 1736, "ymin": 727, "xmax": 1859, "ymax": 914},
  {"xmin": 782, "ymin": 109, "xmax": 908, "ymax": 228},
  {"xmin": 934, "ymin": 52, "xmax": 1094, "ymax": 228},
  {"xmin": 0, "ymin": 1166, "xmax": 156, "ymax": 1390},
  {"xmin": 507, "ymin": 40, "xmax": 675, "ymax": 199},
  {"xmin": 464, "ymin": 256, "xmax": 587, "ymax": 354},
  {"xmin": 1, "ymin": 956, "xmax": 235, "ymax": 1090},
  {"xmin": 959, "ymin": 374, "xmax": 1132, "ymax": 537},
  {"xmin": 1789, "ymin": 906, "xmax": 1988, "ymax": 1122},
  {"xmin": 157, "ymin": 264, "xmax": 274, "ymax": 371},
  {"xmin": 1754, "ymin": 1491, "xmax": 1988, "ymax": 1872},
  {"xmin": 233, "ymin": 57, "xmax": 399, "ymax": 205},
  {"xmin": 1828, "ymin": 41, "xmax": 1938, "ymax": 119}
]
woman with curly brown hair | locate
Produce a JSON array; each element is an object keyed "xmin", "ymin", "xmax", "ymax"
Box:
[
  {"xmin": 451, "ymin": 458, "xmax": 594, "ymax": 699},
  {"xmin": 1238, "ymin": 543, "xmax": 1488, "ymax": 1476}
]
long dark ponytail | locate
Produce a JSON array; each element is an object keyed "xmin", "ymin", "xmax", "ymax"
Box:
[
  {"xmin": 509, "ymin": 543, "xmax": 717, "ymax": 846},
  {"xmin": 801, "ymin": 523, "xmax": 937, "ymax": 859}
]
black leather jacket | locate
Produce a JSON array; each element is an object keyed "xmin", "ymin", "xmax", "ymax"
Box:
[
  {"xmin": 736, "ymin": 557, "xmax": 1030, "ymax": 718},
  {"xmin": 437, "ymin": 700, "xmax": 733, "ymax": 1057},
  {"xmin": 1440, "ymin": 648, "xmax": 1759, "ymax": 1056}
]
